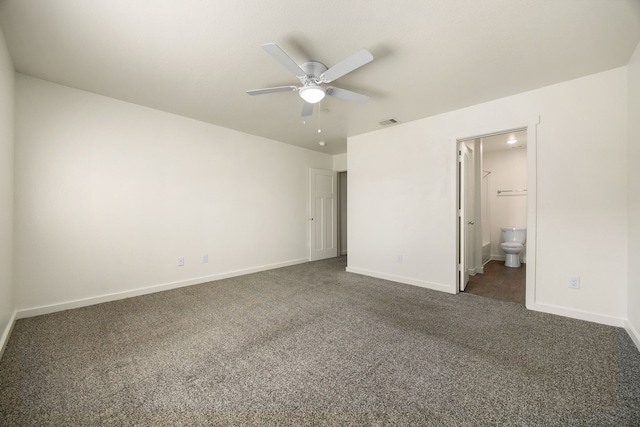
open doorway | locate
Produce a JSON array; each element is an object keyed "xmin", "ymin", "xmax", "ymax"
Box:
[
  {"xmin": 308, "ymin": 168, "xmax": 347, "ymax": 262},
  {"xmin": 457, "ymin": 129, "xmax": 529, "ymax": 305},
  {"xmin": 337, "ymin": 171, "xmax": 348, "ymax": 257}
]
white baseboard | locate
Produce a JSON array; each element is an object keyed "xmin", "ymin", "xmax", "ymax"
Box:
[
  {"xmin": 625, "ymin": 320, "xmax": 640, "ymax": 352},
  {"xmin": 12, "ymin": 257, "xmax": 637, "ymax": 354},
  {"xmin": 17, "ymin": 258, "xmax": 309, "ymax": 319},
  {"xmin": 470, "ymin": 266, "xmax": 484, "ymax": 275},
  {"xmin": 345, "ymin": 266, "xmax": 455, "ymax": 294},
  {"xmin": 0, "ymin": 310, "xmax": 17, "ymax": 361},
  {"xmin": 528, "ymin": 302, "xmax": 626, "ymax": 328}
]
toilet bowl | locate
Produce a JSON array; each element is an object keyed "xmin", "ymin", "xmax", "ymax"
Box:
[{"xmin": 500, "ymin": 227, "xmax": 526, "ymax": 268}]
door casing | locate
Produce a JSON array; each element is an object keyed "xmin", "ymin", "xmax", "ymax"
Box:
[{"xmin": 455, "ymin": 121, "xmax": 538, "ymax": 310}]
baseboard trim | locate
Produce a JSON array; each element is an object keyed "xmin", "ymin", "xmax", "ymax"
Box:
[
  {"xmin": 470, "ymin": 266, "xmax": 484, "ymax": 275},
  {"xmin": 528, "ymin": 302, "xmax": 626, "ymax": 328},
  {"xmin": 17, "ymin": 258, "xmax": 309, "ymax": 319},
  {"xmin": 345, "ymin": 267, "xmax": 455, "ymax": 294},
  {"xmin": 0, "ymin": 310, "xmax": 17, "ymax": 361},
  {"xmin": 624, "ymin": 320, "xmax": 640, "ymax": 352}
]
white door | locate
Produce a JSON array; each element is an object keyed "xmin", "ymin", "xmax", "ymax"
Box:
[
  {"xmin": 309, "ymin": 168, "xmax": 338, "ymax": 261},
  {"xmin": 459, "ymin": 143, "xmax": 472, "ymax": 291}
]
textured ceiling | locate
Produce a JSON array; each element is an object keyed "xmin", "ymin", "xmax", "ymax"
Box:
[{"xmin": 1, "ymin": 0, "xmax": 639, "ymax": 154}]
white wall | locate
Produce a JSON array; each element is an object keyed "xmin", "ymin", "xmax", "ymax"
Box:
[
  {"xmin": 14, "ymin": 75, "xmax": 332, "ymax": 315},
  {"xmin": 483, "ymin": 147, "xmax": 527, "ymax": 260},
  {"xmin": 628, "ymin": 41, "xmax": 640, "ymax": 348},
  {"xmin": 348, "ymin": 67, "xmax": 628, "ymax": 326},
  {"xmin": 333, "ymin": 153, "xmax": 347, "ymax": 172},
  {"xmin": 0, "ymin": 27, "xmax": 15, "ymax": 354}
]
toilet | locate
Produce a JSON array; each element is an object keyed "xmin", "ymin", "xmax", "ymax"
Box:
[{"xmin": 500, "ymin": 227, "xmax": 526, "ymax": 268}]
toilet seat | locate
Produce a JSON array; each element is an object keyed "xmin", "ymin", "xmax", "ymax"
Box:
[{"xmin": 501, "ymin": 242, "xmax": 523, "ymax": 250}]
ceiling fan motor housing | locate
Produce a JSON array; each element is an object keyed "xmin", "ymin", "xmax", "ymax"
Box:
[{"xmin": 298, "ymin": 61, "xmax": 328, "ymax": 85}]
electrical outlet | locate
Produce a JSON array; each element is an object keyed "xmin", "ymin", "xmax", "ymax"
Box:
[
  {"xmin": 202, "ymin": 253, "xmax": 208, "ymax": 263},
  {"xmin": 177, "ymin": 257, "xmax": 185, "ymax": 267},
  {"xmin": 568, "ymin": 275, "xmax": 580, "ymax": 289}
]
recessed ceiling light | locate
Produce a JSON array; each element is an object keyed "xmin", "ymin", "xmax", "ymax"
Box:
[
  {"xmin": 317, "ymin": 129, "xmax": 321, "ymax": 133},
  {"xmin": 319, "ymin": 141, "xmax": 326, "ymax": 146},
  {"xmin": 507, "ymin": 138, "xmax": 517, "ymax": 144}
]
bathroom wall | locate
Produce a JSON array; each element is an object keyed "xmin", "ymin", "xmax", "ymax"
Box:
[
  {"xmin": 483, "ymin": 146, "xmax": 527, "ymax": 261},
  {"xmin": 480, "ymin": 169, "xmax": 491, "ymax": 263}
]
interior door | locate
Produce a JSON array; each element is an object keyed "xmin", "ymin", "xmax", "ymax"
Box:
[
  {"xmin": 309, "ymin": 168, "xmax": 338, "ymax": 261},
  {"xmin": 459, "ymin": 143, "xmax": 472, "ymax": 291}
]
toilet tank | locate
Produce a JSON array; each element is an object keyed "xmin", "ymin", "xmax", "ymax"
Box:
[{"xmin": 500, "ymin": 226, "xmax": 527, "ymax": 244}]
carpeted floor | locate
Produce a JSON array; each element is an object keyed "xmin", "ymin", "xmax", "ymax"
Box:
[{"xmin": 1, "ymin": 256, "xmax": 639, "ymax": 426}]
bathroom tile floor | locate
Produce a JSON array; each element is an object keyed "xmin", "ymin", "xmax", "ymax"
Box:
[{"xmin": 464, "ymin": 260, "xmax": 525, "ymax": 305}]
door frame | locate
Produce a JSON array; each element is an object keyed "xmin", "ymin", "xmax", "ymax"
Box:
[
  {"xmin": 455, "ymin": 119, "xmax": 538, "ymax": 309},
  {"xmin": 336, "ymin": 171, "xmax": 347, "ymax": 257}
]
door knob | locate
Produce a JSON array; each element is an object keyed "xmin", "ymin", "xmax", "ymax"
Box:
[{"xmin": 468, "ymin": 221, "xmax": 475, "ymax": 225}]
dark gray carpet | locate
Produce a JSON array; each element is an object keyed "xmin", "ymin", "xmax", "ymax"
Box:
[{"xmin": 1, "ymin": 256, "xmax": 639, "ymax": 426}]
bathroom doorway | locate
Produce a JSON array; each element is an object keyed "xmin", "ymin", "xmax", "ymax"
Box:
[{"xmin": 457, "ymin": 128, "xmax": 533, "ymax": 305}]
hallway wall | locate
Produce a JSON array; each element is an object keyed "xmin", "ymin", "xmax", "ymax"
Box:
[
  {"xmin": 627, "ymin": 42, "xmax": 640, "ymax": 347},
  {"xmin": 0, "ymin": 24, "xmax": 15, "ymax": 354}
]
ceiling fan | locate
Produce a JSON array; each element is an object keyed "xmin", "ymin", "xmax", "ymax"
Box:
[{"xmin": 247, "ymin": 43, "xmax": 374, "ymax": 116}]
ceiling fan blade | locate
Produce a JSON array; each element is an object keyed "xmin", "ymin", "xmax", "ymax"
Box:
[
  {"xmin": 326, "ymin": 86, "xmax": 370, "ymax": 104},
  {"xmin": 320, "ymin": 49, "xmax": 373, "ymax": 83},
  {"xmin": 246, "ymin": 86, "xmax": 298, "ymax": 96},
  {"xmin": 301, "ymin": 101, "xmax": 314, "ymax": 116},
  {"xmin": 262, "ymin": 43, "xmax": 307, "ymax": 77}
]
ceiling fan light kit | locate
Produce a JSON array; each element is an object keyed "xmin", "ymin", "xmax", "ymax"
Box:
[
  {"xmin": 299, "ymin": 85, "xmax": 325, "ymax": 104},
  {"xmin": 247, "ymin": 43, "xmax": 374, "ymax": 116}
]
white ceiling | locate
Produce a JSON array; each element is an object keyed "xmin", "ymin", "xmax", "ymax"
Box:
[
  {"xmin": 1, "ymin": 0, "xmax": 639, "ymax": 155},
  {"xmin": 482, "ymin": 130, "xmax": 527, "ymax": 153}
]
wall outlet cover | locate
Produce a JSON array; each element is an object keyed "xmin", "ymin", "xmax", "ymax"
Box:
[{"xmin": 568, "ymin": 275, "xmax": 580, "ymax": 289}]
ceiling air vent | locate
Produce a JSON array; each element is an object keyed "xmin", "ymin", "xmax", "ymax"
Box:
[{"xmin": 379, "ymin": 118, "xmax": 399, "ymax": 126}]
